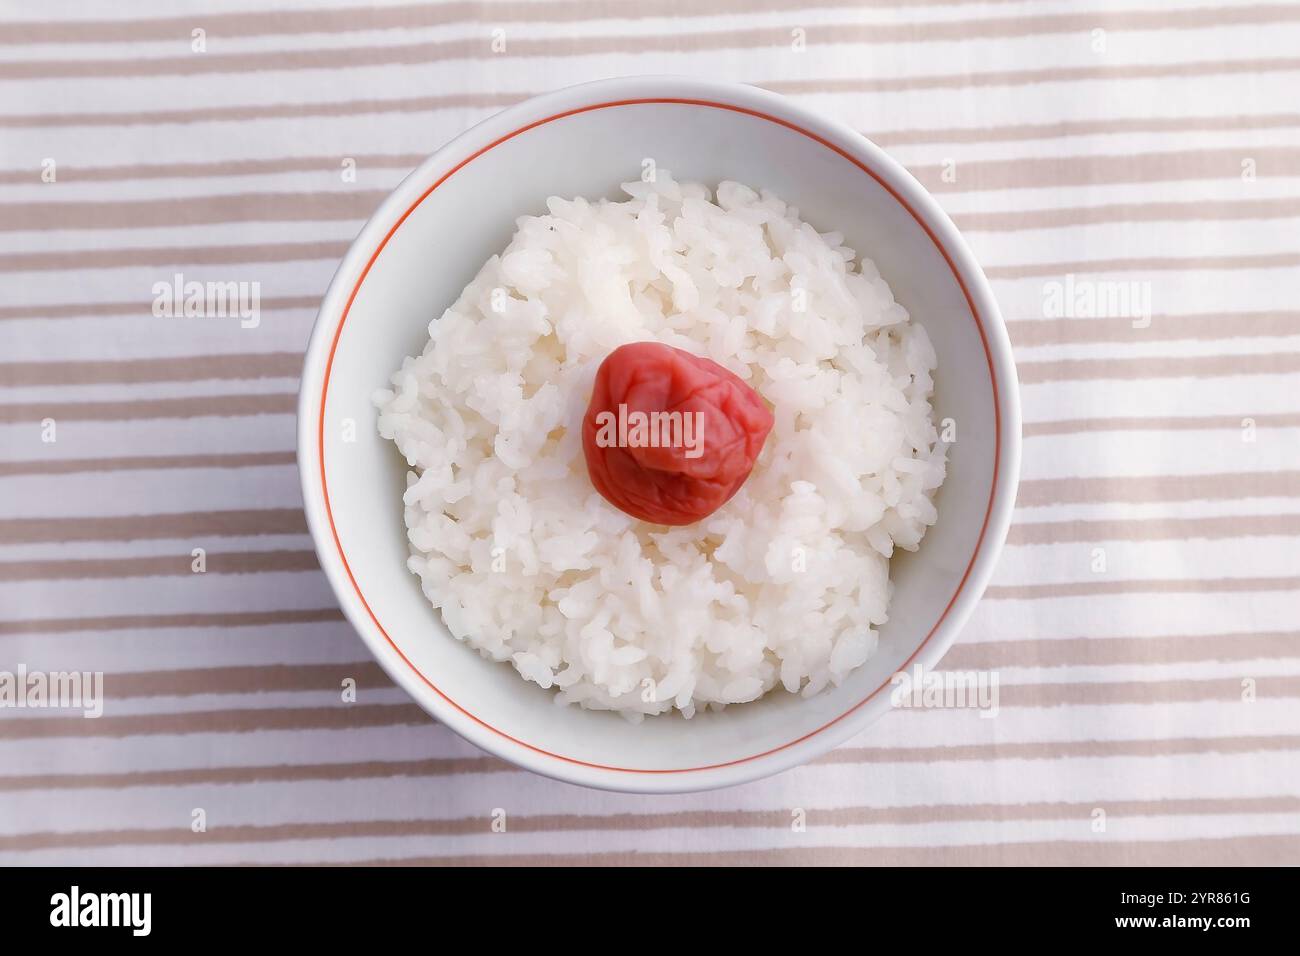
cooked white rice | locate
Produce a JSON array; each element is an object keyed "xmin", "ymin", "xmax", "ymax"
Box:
[{"xmin": 375, "ymin": 171, "xmax": 946, "ymax": 719}]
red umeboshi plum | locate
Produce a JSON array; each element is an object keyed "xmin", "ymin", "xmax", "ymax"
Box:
[{"xmin": 581, "ymin": 342, "xmax": 774, "ymax": 526}]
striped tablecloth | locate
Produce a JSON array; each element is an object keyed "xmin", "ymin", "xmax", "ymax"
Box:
[{"xmin": 2, "ymin": 0, "xmax": 1298, "ymax": 866}]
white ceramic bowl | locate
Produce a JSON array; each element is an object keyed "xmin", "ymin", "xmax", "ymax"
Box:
[{"xmin": 298, "ymin": 76, "xmax": 1020, "ymax": 793}]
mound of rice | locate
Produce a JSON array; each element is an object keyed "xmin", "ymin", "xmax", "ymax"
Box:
[{"xmin": 375, "ymin": 172, "xmax": 946, "ymax": 719}]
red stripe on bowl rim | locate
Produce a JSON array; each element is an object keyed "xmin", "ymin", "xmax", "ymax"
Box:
[{"xmin": 316, "ymin": 97, "xmax": 1001, "ymax": 775}]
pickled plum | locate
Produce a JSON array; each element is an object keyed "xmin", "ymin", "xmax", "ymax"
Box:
[{"xmin": 581, "ymin": 342, "xmax": 774, "ymax": 526}]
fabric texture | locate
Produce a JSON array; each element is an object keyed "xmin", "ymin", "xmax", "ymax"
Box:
[{"xmin": 1, "ymin": 0, "xmax": 1298, "ymax": 865}]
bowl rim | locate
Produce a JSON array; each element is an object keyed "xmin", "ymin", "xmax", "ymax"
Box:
[{"xmin": 297, "ymin": 75, "xmax": 1022, "ymax": 793}]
